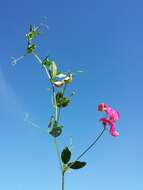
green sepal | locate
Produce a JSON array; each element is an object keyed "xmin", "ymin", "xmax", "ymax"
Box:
[
  {"xmin": 61, "ymin": 147, "xmax": 71, "ymax": 164},
  {"xmin": 68, "ymin": 161, "xmax": 87, "ymax": 169}
]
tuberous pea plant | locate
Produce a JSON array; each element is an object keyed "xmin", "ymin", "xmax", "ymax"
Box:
[{"xmin": 12, "ymin": 22, "xmax": 120, "ymax": 190}]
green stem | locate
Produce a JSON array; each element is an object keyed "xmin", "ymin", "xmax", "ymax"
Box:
[
  {"xmin": 54, "ymin": 138, "xmax": 63, "ymax": 173},
  {"xmin": 32, "ymin": 51, "xmax": 64, "ymax": 190},
  {"xmin": 32, "ymin": 52, "xmax": 42, "ymax": 64},
  {"xmin": 32, "ymin": 52, "xmax": 51, "ymax": 79},
  {"xmin": 52, "ymin": 85, "xmax": 58, "ymax": 121},
  {"xmin": 62, "ymin": 171, "xmax": 65, "ymax": 190}
]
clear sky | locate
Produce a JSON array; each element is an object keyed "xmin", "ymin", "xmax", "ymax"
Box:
[{"xmin": 0, "ymin": 0, "xmax": 143, "ymax": 189}]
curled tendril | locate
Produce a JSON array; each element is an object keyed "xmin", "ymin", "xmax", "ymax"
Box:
[
  {"xmin": 39, "ymin": 17, "xmax": 49, "ymax": 30},
  {"xmin": 33, "ymin": 17, "xmax": 49, "ymax": 33},
  {"xmin": 24, "ymin": 113, "xmax": 48, "ymax": 134},
  {"xmin": 11, "ymin": 54, "xmax": 27, "ymax": 66},
  {"xmin": 11, "ymin": 18, "xmax": 49, "ymax": 67}
]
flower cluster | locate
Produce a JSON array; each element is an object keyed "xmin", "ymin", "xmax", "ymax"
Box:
[{"xmin": 98, "ymin": 103, "xmax": 120, "ymax": 137}]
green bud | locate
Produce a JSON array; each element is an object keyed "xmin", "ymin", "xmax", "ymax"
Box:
[
  {"xmin": 56, "ymin": 92, "xmax": 70, "ymax": 108},
  {"xmin": 26, "ymin": 44, "xmax": 36, "ymax": 53}
]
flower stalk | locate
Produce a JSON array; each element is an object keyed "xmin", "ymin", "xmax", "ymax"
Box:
[{"xmin": 75, "ymin": 127, "xmax": 106, "ymax": 161}]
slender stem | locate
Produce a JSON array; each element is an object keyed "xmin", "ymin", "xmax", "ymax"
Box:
[
  {"xmin": 32, "ymin": 52, "xmax": 51, "ymax": 79},
  {"xmin": 57, "ymin": 108, "xmax": 61, "ymax": 123},
  {"xmin": 62, "ymin": 171, "xmax": 65, "ymax": 190},
  {"xmin": 75, "ymin": 127, "xmax": 106, "ymax": 161},
  {"xmin": 63, "ymin": 83, "xmax": 67, "ymax": 94},
  {"xmin": 52, "ymin": 85, "xmax": 58, "ymax": 121},
  {"xmin": 67, "ymin": 128, "xmax": 106, "ymax": 170},
  {"xmin": 32, "ymin": 52, "xmax": 42, "ymax": 64},
  {"xmin": 32, "ymin": 51, "xmax": 64, "ymax": 190},
  {"xmin": 54, "ymin": 138, "xmax": 63, "ymax": 173}
]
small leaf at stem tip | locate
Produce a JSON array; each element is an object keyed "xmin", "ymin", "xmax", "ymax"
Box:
[
  {"xmin": 26, "ymin": 24, "xmax": 41, "ymax": 43},
  {"xmin": 68, "ymin": 161, "xmax": 87, "ymax": 169},
  {"xmin": 61, "ymin": 147, "xmax": 71, "ymax": 164}
]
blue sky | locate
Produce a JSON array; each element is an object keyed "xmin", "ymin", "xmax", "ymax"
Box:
[{"xmin": 0, "ymin": 0, "xmax": 143, "ymax": 189}]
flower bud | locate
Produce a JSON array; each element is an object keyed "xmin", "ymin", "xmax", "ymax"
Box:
[
  {"xmin": 64, "ymin": 74, "xmax": 73, "ymax": 84},
  {"xmin": 53, "ymin": 81, "xmax": 64, "ymax": 87}
]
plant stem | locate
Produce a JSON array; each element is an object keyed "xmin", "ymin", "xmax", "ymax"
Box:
[
  {"xmin": 54, "ymin": 138, "xmax": 63, "ymax": 174},
  {"xmin": 32, "ymin": 52, "xmax": 51, "ymax": 79},
  {"xmin": 52, "ymin": 85, "xmax": 58, "ymax": 121},
  {"xmin": 32, "ymin": 51, "xmax": 63, "ymax": 187},
  {"xmin": 75, "ymin": 127, "xmax": 106, "ymax": 161},
  {"xmin": 32, "ymin": 51, "xmax": 64, "ymax": 190},
  {"xmin": 62, "ymin": 171, "xmax": 65, "ymax": 190}
]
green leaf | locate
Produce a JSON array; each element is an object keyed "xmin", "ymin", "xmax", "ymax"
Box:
[
  {"xmin": 42, "ymin": 58, "xmax": 58, "ymax": 79},
  {"xmin": 61, "ymin": 147, "xmax": 71, "ymax": 164},
  {"xmin": 68, "ymin": 161, "xmax": 87, "ymax": 169}
]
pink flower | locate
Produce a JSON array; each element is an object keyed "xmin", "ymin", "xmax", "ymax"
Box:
[{"xmin": 98, "ymin": 103, "xmax": 120, "ymax": 137}]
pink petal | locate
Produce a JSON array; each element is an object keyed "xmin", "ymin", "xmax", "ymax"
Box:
[
  {"xmin": 106, "ymin": 108, "xmax": 119, "ymax": 122},
  {"xmin": 98, "ymin": 103, "xmax": 105, "ymax": 111},
  {"xmin": 109, "ymin": 123, "xmax": 119, "ymax": 137},
  {"xmin": 110, "ymin": 130, "xmax": 120, "ymax": 137}
]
